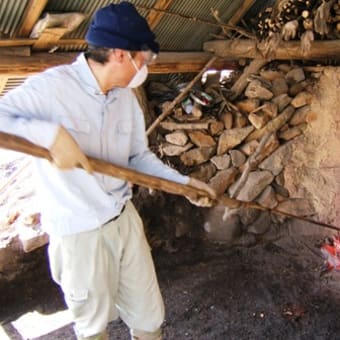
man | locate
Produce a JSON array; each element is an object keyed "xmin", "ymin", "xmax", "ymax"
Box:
[{"xmin": 0, "ymin": 2, "xmax": 215, "ymax": 339}]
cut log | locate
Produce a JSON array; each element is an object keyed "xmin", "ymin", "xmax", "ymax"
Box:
[
  {"xmin": 160, "ymin": 121, "xmax": 210, "ymax": 131},
  {"xmin": 204, "ymin": 39, "xmax": 340, "ymax": 60}
]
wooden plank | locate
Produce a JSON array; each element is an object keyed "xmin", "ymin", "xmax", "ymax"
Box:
[
  {"xmin": 147, "ymin": 0, "xmax": 173, "ymax": 29},
  {"xmin": 0, "ymin": 38, "xmax": 86, "ymax": 47},
  {"xmin": 33, "ymin": 27, "xmax": 68, "ymax": 50},
  {"xmin": 0, "ymin": 52, "xmax": 238, "ymax": 76},
  {"xmin": 204, "ymin": 39, "xmax": 340, "ymax": 60},
  {"xmin": 228, "ymin": 0, "xmax": 255, "ymax": 26},
  {"xmin": 15, "ymin": 0, "xmax": 48, "ymax": 38},
  {"xmin": 0, "ymin": 46, "xmax": 31, "ymax": 57}
]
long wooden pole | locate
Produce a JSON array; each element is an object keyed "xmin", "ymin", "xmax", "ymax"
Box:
[{"xmin": 0, "ymin": 132, "xmax": 339, "ymax": 232}]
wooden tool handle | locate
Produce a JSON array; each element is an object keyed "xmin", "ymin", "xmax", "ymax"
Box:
[
  {"xmin": 1, "ymin": 131, "xmax": 339, "ymax": 231},
  {"xmin": 0, "ymin": 132, "xmax": 210, "ymax": 200}
]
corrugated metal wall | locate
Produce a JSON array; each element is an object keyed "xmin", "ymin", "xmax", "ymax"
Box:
[{"xmin": 0, "ymin": 0, "xmax": 29, "ymax": 37}]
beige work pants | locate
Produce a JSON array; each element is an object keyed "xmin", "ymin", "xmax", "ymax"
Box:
[{"xmin": 48, "ymin": 201, "xmax": 164, "ymax": 339}]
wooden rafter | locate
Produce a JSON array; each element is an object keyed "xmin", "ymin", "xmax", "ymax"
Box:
[
  {"xmin": 147, "ymin": 0, "xmax": 173, "ymax": 30},
  {"xmin": 228, "ymin": 0, "xmax": 255, "ymax": 26},
  {"xmin": 32, "ymin": 28, "xmax": 68, "ymax": 50},
  {"xmin": 204, "ymin": 39, "xmax": 340, "ymax": 60},
  {"xmin": 0, "ymin": 52, "xmax": 237, "ymax": 76},
  {"xmin": 15, "ymin": 0, "xmax": 48, "ymax": 38},
  {"xmin": 0, "ymin": 38, "xmax": 85, "ymax": 48}
]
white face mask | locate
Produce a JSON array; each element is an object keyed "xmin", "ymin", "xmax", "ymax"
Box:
[
  {"xmin": 127, "ymin": 52, "xmax": 148, "ymax": 88},
  {"xmin": 127, "ymin": 64, "xmax": 148, "ymax": 88}
]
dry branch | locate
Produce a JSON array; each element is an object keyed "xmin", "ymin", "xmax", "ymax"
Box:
[{"xmin": 146, "ymin": 56, "xmax": 217, "ymax": 136}]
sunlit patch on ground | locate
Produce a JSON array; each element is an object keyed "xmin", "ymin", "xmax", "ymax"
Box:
[{"xmin": 11, "ymin": 309, "xmax": 72, "ymax": 339}]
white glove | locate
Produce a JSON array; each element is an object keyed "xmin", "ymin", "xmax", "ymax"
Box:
[
  {"xmin": 186, "ymin": 177, "xmax": 217, "ymax": 207},
  {"xmin": 49, "ymin": 126, "xmax": 92, "ymax": 172},
  {"xmin": 281, "ymin": 20, "xmax": 299, "ymax": 41}
]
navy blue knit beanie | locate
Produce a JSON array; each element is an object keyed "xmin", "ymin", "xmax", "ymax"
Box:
[{"xmin": 85, "ymin": 2, "xmax": 159, "ymax": 53}]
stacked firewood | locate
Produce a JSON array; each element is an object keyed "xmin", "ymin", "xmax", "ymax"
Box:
[
  {"xmin": 257, "ymin": 0, "xmax": 340, "ymax": 43},
  {"xmin": 153, "ymin": 62, "xmax": 317, "ymax": 217}
]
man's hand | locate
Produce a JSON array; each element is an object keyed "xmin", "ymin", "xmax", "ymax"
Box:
[
  {"xmin": 49, "ymin": 126, "xmax": 92, "ymax": 172},
  {"xmin": 186, "ymin": 177, "xmax": 217, "ymax": 207}
]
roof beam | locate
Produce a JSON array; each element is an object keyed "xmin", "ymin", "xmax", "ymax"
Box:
[
  {"xmin": 32, "ymin": 27, "xmax": 68, "ymax": 50},
  {"xmin": 0, "ymin": 52, "xmax": 237, "ymax": 76},
  {"xmin": 0, "ymin": 38, "xmax": 85, "ymax": 48},
  {"xmin": 15, "ymin": 0, "xmax": 48, "ymax": 38},
  {"xmin": 204, "ymin": 39, "xmax": 340, "ymax": 60},
  {"xmin": 147, "ymin": 0, "xmax": 173, "ymax": 29},
  {"xmin": 228, "ymin": 0, "xmax": 255, "ymax": 26}
]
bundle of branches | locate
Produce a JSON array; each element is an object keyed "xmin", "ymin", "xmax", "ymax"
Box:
[{"xmin": 257, "ymin": 0, "xmax": 340, "ymax": 55}]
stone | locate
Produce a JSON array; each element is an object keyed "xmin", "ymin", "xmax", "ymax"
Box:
[
  {"xmin": 256, "ymin": 185, "xmax": 278, "ymax": 209},
  {"xmin": 276, "ymin": 198, "xmax": 315, "ymax": 216},
  {"xmin": 272, "ymin": 94, "xmax": 292, "ymax": 112},
  {"xmin": 188, "ymin": 130, "xmax": 216, "ymax": 148},
  {"xmin": 259, "ymin": 141, "xmax": 293, "ymax": 176},
  {"xmin": 239, "ymin": 140, "xmax": 259, "ymax": 156},
  {"xmin": 260, "ymin": 69, "xmax": 284, "ymax": 81},
  {"xmin": 209, "ymin": 121, "xmax": 224, "ymax": 135},
  {"xmin": 189, "ymin": 163, "xmax": 217, "ymax": 182},
  {"xmin": 234, "ymin": 113, "xmax": 248, "ymax": 128},
  {"xmin": 275, "ymin": 172, "xmax": 285, "ymax": 187},
  {"xmin": 191, "ymin": 103, "xmax": 203, "ymax": 118},
  {"xmin": 262, "ymin": 102, "xmax": 278, "ymax": 118},
  {"xmin": 289, "ymin": 80, "xmax": 307, "ymax": 97},
  {"xmin": 278, "ymin": 63, "xmax": 292, "ymax": 73},
  {"xmin": 272, "ymin": 182, "xmax": 290, "ymax": 197},
  {"xmin": 239, "ymin": 208, "xmax": 260, "ymax": 226},
  {"xmin": 248, "ymin": 112, "xmax": 268, "ymax": 129},
  {"xmin": 285, "ymin": 67, "xmax": 305, "ymax": 84},
  {"xmin": 217, "ymin": 126, "xmax": 254, "ymax": 155},
  {"xmin": 272, "ymin": 77, "xmax": 289, "ymax": 96},
  {"xmin": 256, "ymin": 134, "xmax": 280, "ymax": 164},
  {"xmin": 209, "ymin": 167, "xmax": 238, "ymax": 195},
  {"xmin": 229, "ymin": 150, "xmax": 246, "ymax": 167},
  {"xmin": 279, "ymin": 123, "xmax": 289, "ymax": 132},
  {"xmin": 245, "ymin": 80, "xmax": 274, "ymax": 100},
  {"xmin": 291, "ymin": 91, "xmax": 313, "ymax": 108},
  {"xmin": 289, "ymin": 105, "xmax": 311, "ymax": 125},
  {"xmin": 234, "ymin": 170, "xmax": 274, "ymax": 202},
  {"xmin": 278, "ymin": 124, "xmax": 307, "ymax": 141},
  {"xmin": 161, "ymin": 142, "xmax": 193, "ymax": 156},
  {"xmin": 180, "ymin": 147, "xmax": 215, "ymax": 166},
  {"xmin": 165, "ymin": 130, "xmax": 188, "ymax": 146},
  {"xmin": 221, "ymin": 112, "xmax": 233, "ymax": 129},
  {"xmin": 210, "ymin": 154, "xmax": 231, "ymax": 170},
  {"xmin": 247, "ymin": 211, "xmax": 271, "ymax": 235},
  {"xmin": 236, "ymin": 99, "xmax": 260, "ymax": 114}
]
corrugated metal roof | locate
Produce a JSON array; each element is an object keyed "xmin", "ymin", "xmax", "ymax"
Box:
[
  {"xmin": 0, "ymin": 0, "xmax": 29, "ymax": 37},
  {"xmin": 0, "ymin": 0, "xmax": 257, "ymax": 51},
  {"xmin": 154, "ymin": 0, "xmax": 243, "ymax": 51}
]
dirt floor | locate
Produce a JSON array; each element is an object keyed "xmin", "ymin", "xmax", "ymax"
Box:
[{"xmin": 1, "ymin": 233, "xmax": 340, "ymax": 340}]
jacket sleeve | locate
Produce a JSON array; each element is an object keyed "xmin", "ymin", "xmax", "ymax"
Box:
[
  {"xmin": 0, "ymin": 74, "xmax": 59, "ymax": 149},
  {"xmin": 128, "ymin": 95, "xmax": 189, "ymax": 185}
]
